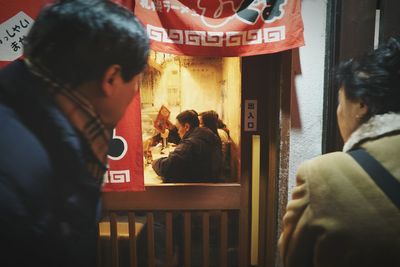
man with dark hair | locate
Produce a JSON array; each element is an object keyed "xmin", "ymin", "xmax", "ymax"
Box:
[
  {"xmin": 0, "ymin": 1, "xmax": 149, "ymax": 266},
  {"xmin": 152, "ymin": 109, "xmax": 222, "ymax": 182}
]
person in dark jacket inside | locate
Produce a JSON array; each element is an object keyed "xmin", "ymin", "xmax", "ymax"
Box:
[
  {"xmin": 139, "ymin": 110, "xmax": 222, "ymax": 267},
  {"xmin": 152, "ymin": 109, "xmax": 222, "ymax": 183},
  {"xmin": 199, "ymin": 110, "xmax": 232, "ymax": 181},
  {"xmin": 0, "ymin": 1, "xmax": 149, "ymax": 266}
]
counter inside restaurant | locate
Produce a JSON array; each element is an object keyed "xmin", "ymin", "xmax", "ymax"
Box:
[{"xmin": 144, "ymin": 143, "xmax": 176, "ymax": 185}]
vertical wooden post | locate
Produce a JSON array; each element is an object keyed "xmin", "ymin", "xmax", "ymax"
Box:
[
  {"xmin": 110, "ymin": 212, "xmax": 119, "ymax": 267},
  {"xmin": 202, "ymin": 212, "xmax": 210, "ymax": 267},
  {"xmin": 147, "ymin": 213, "xmax": 155, "ymax": 267},
  {"xmin": 128, "ymin": 212, "xmax": 137, "ymax": 267},
  {"xmin": 183, "ymin": 212, "xmax": 192, "ymax": 267},
  {"xmin": 219, "ymin": 211, "xmax": 228, "ymax": 267},
  {"xmin": 165, "ymin": 212, "xmax": 174, "ymax": 267}
]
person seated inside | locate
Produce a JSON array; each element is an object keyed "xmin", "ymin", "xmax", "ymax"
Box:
[
  {"xmin": 199, "ymin": 110, "xmax": 220, "ymax": 136},
  {"xmin": 217, "ymin": 118, "xmax": 230, "ymax": 144},
  {"xmin": 152, "ymin": 109, "xmax": 222, "ymax": 183},
  {"xmin": 199, "ymin": 110, "xmax": 232, "ymax": 180}
]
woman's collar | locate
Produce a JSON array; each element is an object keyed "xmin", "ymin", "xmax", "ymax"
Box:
[{"xmin": 343, "ymin": 112, "xmax": 400, "ymax": 152}]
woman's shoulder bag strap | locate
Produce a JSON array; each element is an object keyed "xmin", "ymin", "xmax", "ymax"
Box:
[{"xmin": 348, "ymin": 148, "xmax": 400, "ymax": 210}]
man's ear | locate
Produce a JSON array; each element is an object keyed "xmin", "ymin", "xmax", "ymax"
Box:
[
  {"xmin": 102, "ymin": 64, "xmax": 121, "ymax": 97},
  {"xmin": 358, "ymin": 101, "xmax": 369, "ymax": 117},
  {"xmin": 184, "ymin": 123, "xmax": 191, "ymax": 132}
]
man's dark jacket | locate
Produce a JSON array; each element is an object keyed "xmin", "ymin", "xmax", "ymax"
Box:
[
  {"xmin": 0, "ymin": 60, "xmax": 101, "ymax": 267},
  {"xmin": 152, "ymin": 126, "xmax": 222, "ymax": 182}
]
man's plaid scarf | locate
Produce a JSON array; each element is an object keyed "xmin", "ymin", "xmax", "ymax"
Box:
[{"xmin": 24, "ymin": 59, "xmax": 110, "ymax": 181}]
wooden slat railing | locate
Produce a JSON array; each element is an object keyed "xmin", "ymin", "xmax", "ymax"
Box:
[
  {"xmin": 127, "ymin": 212, "xmax": 137, "ymax": 267},
  {"xmin": 165, "ymin": 212, "xmax": 174, "ymax": 267},
  {"xmin": 183, "ymin": 212, "xmax": 191, "ymax": 267},
  {"xmin": 202, "ymin": 212, "xmax": 210, "ymax": 267},
  {"xmin": 98, "ymin": 184, "xmax": 241, "ymax": 267},
  {"xmin": 146, "ymin": 213, "xmax": 155, "ymax": 267},
  {"xmin": 102, "ymin": 184, "xmax": 241, "ymax": 211},
  {"xmin": 220, "ymin": 211, "xmax": 228, "ymax": 267},
  {"xmin": 110, "ymin": 213, "xmax": 119, "ymax": 267}
]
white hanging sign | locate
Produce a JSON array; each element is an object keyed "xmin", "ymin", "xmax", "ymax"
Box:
[
  {"xmin": 0, "ymin": 11, "xmax": 34, "ymax": 61},
  {"xmin": 245, "ymin": 100, "xmax": 257, "ymax": 132}
]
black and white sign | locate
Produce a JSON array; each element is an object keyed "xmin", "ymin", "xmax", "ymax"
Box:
[{"xmin": 245, "ymin": 100, "xmax": 257, "ymax": 132}]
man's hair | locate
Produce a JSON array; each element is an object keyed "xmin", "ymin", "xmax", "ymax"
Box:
[
  {"xmin": 336, "ymin": 36, "xmax": 400, "ymax": 119},
  {"xmin": 199, "ymin": 110, "xmax": 219, "ymax": 135},
  {"xmin": 176, "ymin": 110, "xmax": 199, "ymax": 129},
  {"xmin": 24, "ymin": 0, "xmax": 149, "ymax": 88}
]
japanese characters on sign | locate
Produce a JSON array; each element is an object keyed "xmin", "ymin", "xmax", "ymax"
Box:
[
  {"xmin": 245, "ymin": 100, "xmax": 257, "ymax": 132},
  {"xmin": 135, "ymin": 0, "xmax": 304, "ymax": 57},
  {"xmin": 0, "ymin": 11, "xmax": 33, "ymax": 61}
]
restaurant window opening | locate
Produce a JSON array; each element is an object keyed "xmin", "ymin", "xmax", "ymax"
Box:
[{"xmin": 140, "ymin": 51, "xmax": 242, "ymax": 184}]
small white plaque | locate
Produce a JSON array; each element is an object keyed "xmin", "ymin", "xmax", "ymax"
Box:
[{"xmin": 244, "ymin": 100, "xmax": 257, "ymax": 132}]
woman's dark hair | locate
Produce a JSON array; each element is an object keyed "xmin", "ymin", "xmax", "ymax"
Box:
[
  {"xmin": 24, "ymin": 0, "xmax": 149, "ymax": 88},
  {"xmin": 199, "ymin": 110, "xmax": 219, "ymax": 135},
  {"xmin": 176, "ymin": 110, "xmax": 199, "ymax": 129},
  {"xmin": 217, "ymin": 118, "xmax": 226, "ymax": 129},
  {"xmin": 336, "ymin": 36, "xmax": 400, "ymax": 119}
]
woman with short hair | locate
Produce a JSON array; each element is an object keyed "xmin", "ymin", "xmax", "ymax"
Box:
[{"xmin": 279, "ymin": 36, "xmax": 400, "ymax": 267}]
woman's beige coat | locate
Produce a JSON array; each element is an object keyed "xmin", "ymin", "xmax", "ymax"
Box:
[{"xmin": 279, "ymin": 113, "xmax": 400, "ymax": 267}]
